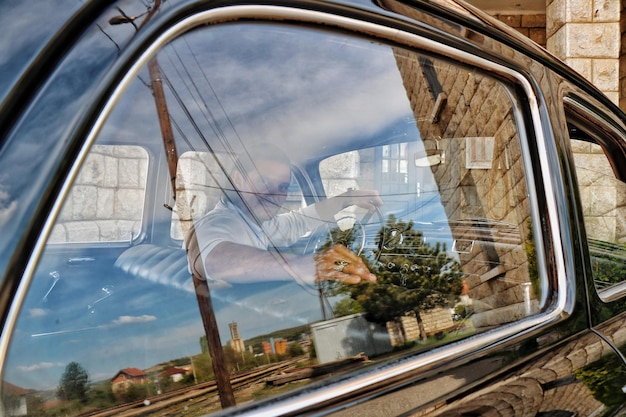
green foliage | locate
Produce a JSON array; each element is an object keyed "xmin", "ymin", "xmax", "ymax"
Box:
[
  {"xmin": 589, "ymin": 239, "xmax": 626, "ymax": 287},
  {"xmin": 454, "ymin": 303, "xmax": 473, "ymax": 319},
  {"xmin": 192, "ymin": 352, "xmax": 214, "ymax": 383},
  {"xmin": 57, "ymin": 362, "xmax": 89, "ymax": 403},
  {"xmin": 575, "ymin": 353, "xmax": 626, "ymax": 408},
  {"xmin": 332, "ymin": 297, "xmax": 363, "ymax": 317},
  {"xmin": 288, "ymin": 342, "xmax": 305, "ymax": 357},
  {"xmin": 117, "ymin": 383, "xmax": 147, "ymax": 402},
  {"xmin": 308, "ymin": 339, "xmax": 317, "ymax": 360},
  {"xmin": 337, "ymin": 215, "xmax": 464, "ymax": 325},
  {"xmin": 85, "ymin": 383, "xmax": 115, "ymax": 409},
  {"xmin": 524, "ymin": 218, "xmax": 540, "ymax": 299}
]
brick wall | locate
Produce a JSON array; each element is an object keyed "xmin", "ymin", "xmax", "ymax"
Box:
[{"xmin": 493, "ymin": 13, "xmax": 547, "ymax": 47}]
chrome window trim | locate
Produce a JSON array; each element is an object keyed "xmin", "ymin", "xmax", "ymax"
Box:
[
  {"xmin": 0, "ymin": 4, "xmax": 571, "ymax": 415},
  {"xmin": 599, "ymin": 281, "xmax": 626, "ymax": 303},
  {"xmin": 564, "ymin": 95, "xmax": 626, "ymax": 303}
]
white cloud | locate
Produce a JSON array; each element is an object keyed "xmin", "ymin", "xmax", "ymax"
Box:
[
  {"xmin": 17, "ymin": 361, "xmax": 64, "ymax": 373},
  {"xmin": 28, "ymin": 308, "xmax": 47, "ymax": 318},
  {"xmin": 111, "ymin": 315, "xmax": 157, "ymax": 325},
  {"xmin": 0, "ymin": 186, "xmax": 18, "ymax": 232},
  {"xmin": 0, "ymin": 1, "xmax": 79, "ymax": 66}
]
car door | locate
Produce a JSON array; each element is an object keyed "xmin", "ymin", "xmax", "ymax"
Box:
[
  {"xmin": 561, "ymin": 91, "xmax": 626, "ymax": 412},
  {"xmin": 0, "ymin": 1, "xmax": 624, "ymax": 417}
]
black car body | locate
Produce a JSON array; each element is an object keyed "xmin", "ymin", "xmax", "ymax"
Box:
[{"xmin": 1, "ymin": 0, "xmax": 626, "ymax": 416}]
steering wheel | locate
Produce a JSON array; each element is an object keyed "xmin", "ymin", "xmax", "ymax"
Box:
[{"xmin": 303, "ymin": 206, "xmax": 385, "ymax": 259}]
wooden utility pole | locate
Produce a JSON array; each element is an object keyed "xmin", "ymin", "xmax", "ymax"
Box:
[{"xmin": 117, "ymin": 0, "xmax": 237, "ymax": 408}]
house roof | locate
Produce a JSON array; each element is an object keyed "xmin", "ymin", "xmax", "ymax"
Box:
[
  {"xmin": 2, "ymin": 381, "xmax": 30, "ymax": 396},
  {"xmin": 111, "ymin": 367, "xmax": 147, "ymax": 381}
]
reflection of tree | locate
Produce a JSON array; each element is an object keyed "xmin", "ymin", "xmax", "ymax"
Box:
[
  {"xmin": 589, "ymin": 240, "xmax": 626, "ymax": 288},
  {"xmin": 330, "ymin": 215, "xmax": 464, "ymax": 336},
  {"xmin": 575, "ymin": 352, "xmax": 626, "ymax": 411},
  {"xmin": 57, "ymin": 361, "xmax": 89, "ymax": 403}
]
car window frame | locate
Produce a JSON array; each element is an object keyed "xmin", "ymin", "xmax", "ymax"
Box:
[
  {"xmin": 0, "ymin": 4, "xmax": 572, "ymax": 415},
  {"xmin": 564, "ymin": 94, "xmax": 626, "ymax": 303}
]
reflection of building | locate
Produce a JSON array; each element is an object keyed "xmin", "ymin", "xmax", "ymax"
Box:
[
  {"xmin": 311, "ymin": 314, "xmax": 392, "ymax": 363},
  {"xmin": 111, "ymin": 368, "xmax": 148, "ymax": 394},
  {"xmin": 386, "ymin": 309, "xmax": 455, "ymax": 346},
  {"xmin": 228, "ymin": 321, "xmax": 245, "ymax": 354},
  {"xmin": 159, "ymin": 367, "xmax": 188, "ymax": 383},
  {"xmin": 3, "ymin": 381, "xmax": 30, "ymax": 416},
  {"xmin": 274, "ymin": 339, "xmax": 288, "ymax": 356},
  {"xmin": 261, "ymin": 341, "xmax": 273, "ymax": 355}
]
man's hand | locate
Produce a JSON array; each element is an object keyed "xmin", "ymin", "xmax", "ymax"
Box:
[
  {"xmin": 341, "ymin": 188, "xmax": 384, "ymax": 212},
  {"xmin": 315, "ymin": 244, "xmax": 376, "ymax": 284}
]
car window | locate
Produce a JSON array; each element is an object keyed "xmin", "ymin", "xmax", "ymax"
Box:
[
  {"xmin": 318, "ymin": 55, "xmax": 535, "ymax": 353},
  {"xmin": 2, "ymin": 19, "xmax": 541, "ymax": 416},
  {"xmin": 566, "ymin": 99, "xmax": 626, "ymax": 300},
  {"xmin": 49, "ymin": 145, "xmax": 148, "ymax": 243},
  {"xmin": 171, "ymin": 151, "xmax": 305, "ymax": 240}
]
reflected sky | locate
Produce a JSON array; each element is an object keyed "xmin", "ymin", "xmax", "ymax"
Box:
[{"xmin": 3, "ymin": 20, "xmax": 454, "ymax": 391}]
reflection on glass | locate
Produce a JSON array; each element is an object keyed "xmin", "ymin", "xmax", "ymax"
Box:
[
  {"xmin": 570, "ymin": 133, "xmax": 626, "ymax": 296},
  {"xmin": 2, "ymin": 20, "xmax": 537, "ymax": 416}
]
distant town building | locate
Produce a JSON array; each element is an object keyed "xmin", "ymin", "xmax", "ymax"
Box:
[
  {"xmin": 228, "ymin": 321, "xmax": 245, "ymax": 354},
  {"xmin": 274, "ymin": 339, "xmax": 288, "ymax": 356},
  {"xmin": 111, "ymin": 368, "xmax": 148, "ymax": 394},
  {"xmin": 159, "ymin": 367, "xmax": 188, "ymax": 383},
  {"xmin": 261, "ymin": 341, "xmax": 273, "ymax": 355}
]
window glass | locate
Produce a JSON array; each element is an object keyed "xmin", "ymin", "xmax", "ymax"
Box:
[
  {"xmin": 2, "ymin": 21, "xmax": 538, "ymax": 416},
  {"xmin": 319, "ymin": 56, "xmax": 535, "ymax": 353},
  {"xmin": 49, "ymin": 145, "xmax": 148, "ymax": 243},
  {"xmin": 568, "ymin": 109, "xmax": 626, "ymax": 298}
]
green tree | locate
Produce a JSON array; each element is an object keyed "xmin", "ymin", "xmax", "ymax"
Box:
[
  {"xmin": 340, "ymin": 216, "xmax": 464, "ymax": 335},
  {"xmin": 332, "ymin": 297, "xmax": 363, "ymax": 317},
  {"xmin": 575, "ymin": 353, "xmax": 626, "ymax": 410},
  {"xmin": 86, "ymin": 383, "xmax": 115, "ymax": 409},
  {"xmin": 57, "ymin": 361, "xmax": 89, "ymax": 402},
  {"xmin": 192, "ymin": 352, "xmax": 214, "ymax": 382},
  {"xmin": 288, "ymin": 342, "xmax": 305, "ymax": 357}
]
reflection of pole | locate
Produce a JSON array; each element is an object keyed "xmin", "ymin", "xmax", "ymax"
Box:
[
  {"xmin": 318, "ymin": 282, "xmax": 327, "ymax": 321},
  {"xmin": 191, "ymin": 273, "xmax": 236, "ymax": 407},
  {"xmin": 147, "ymin": 32, "xmax": 236, "ymax": 410},
  {"xmin": 148, "ymin": 59, "xmax": 178, "ymax": 195},
  {"xmin": 189, "ymin": 356, "xmax": 197, "ymax": 384},
  {"xmin": 521, "ymin": 282, "xmax": 532, "ymax": 316}
]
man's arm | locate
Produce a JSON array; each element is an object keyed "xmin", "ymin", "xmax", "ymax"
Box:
[
  {"xmin": 205, "ymin": 242, "xmax": 313, "ymax": 284},
  {"xmin": 204, "ymin": 241, "xmax": 376, "ymax": 285},
  {"xmin": 314, "ymin": 189, "xmax": 383, "ymax": 221}
]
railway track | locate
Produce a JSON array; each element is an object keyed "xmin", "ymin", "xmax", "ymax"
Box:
[{"xmin": 78, "ymin": 358, "xmax": 304, "ymax": 417}]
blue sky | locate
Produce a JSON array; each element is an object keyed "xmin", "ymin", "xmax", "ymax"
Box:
[{"xmin": 1, "ymin": 17, "xmax": 454, "ymax": 392}]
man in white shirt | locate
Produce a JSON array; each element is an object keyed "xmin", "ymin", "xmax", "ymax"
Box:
[{"xmin": 187, "ymin": 144, "xmax": 381, "ymax": 287}]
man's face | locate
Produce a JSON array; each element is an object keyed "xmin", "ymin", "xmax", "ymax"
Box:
[{"xmin": 236, "ymin": 159, "xmax": 291, "ymax": 222}]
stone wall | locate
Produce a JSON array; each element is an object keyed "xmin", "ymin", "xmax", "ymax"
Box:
[
  {"xmin": 392, "ymin": 50, "xmax": 535, "ymax": 330},
  {"xmin": 421, "ymin": 307, "xmax": 455, "ymax": 335},
  {"xmin": 493, "ymin": 13, "xmax": 547, "ymax": 47},
  {"xmin": 547, "ymin": 0, "xmax": 621, "ymax": 104},
  {"xmin": 49, "ymin": 145, "xmax": 148, "ymax": 243}
]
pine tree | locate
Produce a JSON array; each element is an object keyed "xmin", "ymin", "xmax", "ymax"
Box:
[
  {"xmin": 341, "ymin": 215, "xmax": 464, "ymax": 328},
  {"xmin": 57, "ymin": 361, "xmax": 90, "ymax": 402}
]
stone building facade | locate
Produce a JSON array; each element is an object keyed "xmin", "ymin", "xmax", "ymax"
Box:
[{"xmin": 477, "ymin": 0, "xmax": 623, "ymax": 109}]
